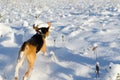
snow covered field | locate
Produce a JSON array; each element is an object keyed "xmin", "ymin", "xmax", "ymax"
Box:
[{"xmin": 0, "ymin": 0, "xmax": 120, "ymax": 80}]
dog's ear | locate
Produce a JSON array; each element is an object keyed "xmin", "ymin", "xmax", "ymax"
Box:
[
  {"xmin": 43, "ymin": 22, "xmax": 51, "ymax": 37},
  {"xmin": 47, "ymin": 22, "xmax": 51, "ymax": 28},
  {"xmin": 33, "ymin": 24, "xmax": 39, "ymax": 31}
]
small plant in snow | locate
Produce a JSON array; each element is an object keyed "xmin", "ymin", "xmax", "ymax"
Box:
[
  {"xmin": 92, "ymin": 43, "xmax": 98, "ymax": 51},
  {"xmin": 0, "ymin": 14, "xmax": 2, "ymax": 18},
  {"xmin": 62, "ymin": 35, "xmax": 64, "ymax": 42},
  {"xmin": 116, "ymin": 73, "xmax": 120, "ymax": 80},
  {"xmin": 95, "ymin": 62, "xmax": 100, "ymax": 78},
  {"xmin": 92, "ymin": 43, "xmax": 98, "ymax": 61},
  {"xmin": 54, "ymin": 39, "xmax": 56, "ymax": 47},
  {"xmin": 62, "ymin": 35, "xmax": 65, "ymax": 46}
]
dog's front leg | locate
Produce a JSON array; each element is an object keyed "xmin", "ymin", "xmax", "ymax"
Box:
[{"xmin": 41, "ymin": 41, "xmax": 47, "ymax": 56}]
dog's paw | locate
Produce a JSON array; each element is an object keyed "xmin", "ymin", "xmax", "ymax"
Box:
[{"xmin": 14, "ymin": 77, "xmax": 18, "ymax": 80}]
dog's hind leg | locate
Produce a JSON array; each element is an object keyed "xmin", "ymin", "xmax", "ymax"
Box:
[
  {"xmin": 23, "ymin": 53, "xmax": 36, "ymax": 80},
  {"xmin": 23, "ymin": 45, "xmax": 36, "ymax": 80},
  {"xmin": 14, "ymin": 51, "xmax": 25, "ymax": 80}
]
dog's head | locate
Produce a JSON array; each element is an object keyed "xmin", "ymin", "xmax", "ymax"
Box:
[{"xmin": 33, "ymin": 22, "xmax": 51, "ymax": 37}]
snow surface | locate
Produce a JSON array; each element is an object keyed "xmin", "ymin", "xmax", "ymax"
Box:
[{"xmin": 0, "ymin": 0, "xmax": 120, "ymax": 80}]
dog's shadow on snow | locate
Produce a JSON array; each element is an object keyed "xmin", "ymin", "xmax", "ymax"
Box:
[
  {"xmin": 48, "ymin": 46, "xmax": 120, "ymax": 80},
  {"xmin": 49, "ymin": 47, "xmax": 95, "ymax": 65},
  {"xmin": 48, "ymin": 47, "xmax": 96, "ymax": 79}
]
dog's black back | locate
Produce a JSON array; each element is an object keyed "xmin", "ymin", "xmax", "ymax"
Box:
[
  {"xmin": 19, "ymin": 33, "xmax": 43, "ymax": 56},
  {"xmin": 18, "ymin": 27, "xmax": 50, "ymax": 60},
  {"xmin": 28, "ymin": 33, "xmax": 44, "ymax": 52}
]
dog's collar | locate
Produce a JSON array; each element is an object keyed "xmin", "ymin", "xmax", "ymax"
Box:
[
  {"xmin": 37, "ymin": 30, "xmax": 46, "ymax": 38},
  {"xmin": 37, "ymin": 29, "xmax": 43, "ymax": 34}
]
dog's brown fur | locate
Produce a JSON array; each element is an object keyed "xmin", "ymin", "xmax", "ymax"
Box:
[{"xmin": 14, "ymin": 22, "xmax": 51, "ymax": 80}]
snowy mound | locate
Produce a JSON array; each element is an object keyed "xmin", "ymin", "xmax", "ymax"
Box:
[
  {"xmin": 0, "ymin": 23, "xmax": 12, "ymax": 36},
  {"xmin": 0, "ymin": 23, "xmax": 17, "ymax": 47},
  {"xmin": 105, "ymin": 64, "xmax": 120, "ymax": 80}
]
